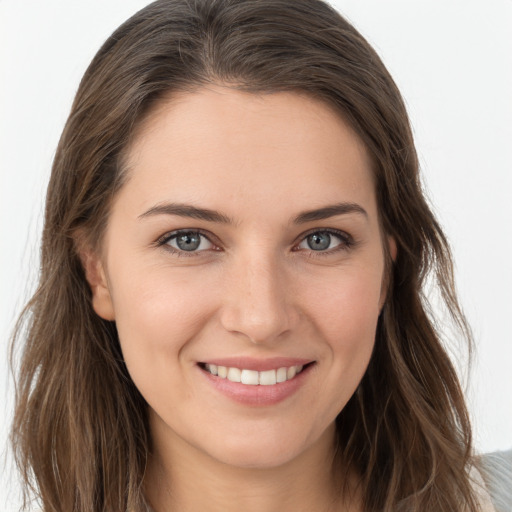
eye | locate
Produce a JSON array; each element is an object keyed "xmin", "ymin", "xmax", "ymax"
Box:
[
  {"xmin": 296, "ymin": 230, "xmax": 352, "ymax": 253},
  {"xmin": 158, "ymin": 230, "xmax": 215, "ymax": 254}
]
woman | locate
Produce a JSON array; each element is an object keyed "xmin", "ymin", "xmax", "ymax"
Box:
[{"xmin": 9, "ymin": 0, "xmax": 509, "ymax": 511}]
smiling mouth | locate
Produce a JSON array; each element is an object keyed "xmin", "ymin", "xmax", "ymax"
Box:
[{"xmin": 198, "ymin": 362, "xmax": 314, "ymax": 386}]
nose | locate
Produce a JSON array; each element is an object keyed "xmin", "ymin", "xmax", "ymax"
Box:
[{"xmin": 219, "ymin": 251, "xmax": 300, "ymax": 345}]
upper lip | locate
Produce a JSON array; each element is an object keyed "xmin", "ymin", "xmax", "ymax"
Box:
[{"xmin": 198, "ymin": 357, "xmax": 314, "ymax": 372}]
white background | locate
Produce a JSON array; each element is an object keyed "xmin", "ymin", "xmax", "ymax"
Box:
[{"xmin": 1, "ymin": 1, "xmax": 511, "ymax": 509}]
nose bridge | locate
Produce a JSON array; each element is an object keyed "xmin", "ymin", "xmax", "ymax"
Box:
[{"xmin": 220, "ymin": 246, "xmax": 298, "ymax": 344}]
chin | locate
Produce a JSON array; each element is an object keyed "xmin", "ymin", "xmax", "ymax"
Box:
[
  {"xmin": 200, "ymin": 424, "xmax": 329, "ymax": 471},
  {"xmin": 211, "ymin": 443, "xmax": 303, "ymax": 470}
]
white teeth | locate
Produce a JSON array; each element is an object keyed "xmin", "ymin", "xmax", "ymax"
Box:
[
  {"xmin": 276, "ymin": 367, "xmax": 287, "ymax": 383},
  {"xmin": 204, "ymin": 363, "xmax": 307, "ymax": 385},
  {"xmin": 259, "ymin": 369, "xmax": 277, "ymax": 385},
  {"xmin": 227, "ymin": 367, "xmax": 241, "ymax": 383},
  {"xmin": 241, "ymin": 369, "xmax": 259, "ymax": 385}
]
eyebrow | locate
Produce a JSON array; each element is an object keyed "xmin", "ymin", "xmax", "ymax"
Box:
[
  {"xmin": 292, "ymin": 202, "xmax": 368, "ymax": 224},
  {"xmin": 138, "ymin": 203, "xmax": 232, "ymax": 223},
  {"xmin": 138, "ymin": 201, "xmax": 368, "ymax": 224}
]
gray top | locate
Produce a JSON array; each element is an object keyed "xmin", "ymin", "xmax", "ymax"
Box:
[{"xmin": 479, "ymin": 449, "xmax": 512, "ymax": 512}]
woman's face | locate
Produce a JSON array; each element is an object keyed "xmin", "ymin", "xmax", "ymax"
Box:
[{"xmin": 89, "ymin": 85, "xmax": 391, "ymax": 469}]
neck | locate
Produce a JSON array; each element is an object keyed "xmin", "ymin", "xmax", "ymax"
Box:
[{"xmin": 144, "ymin": 415, "xmax": 361, "ymax": 512}]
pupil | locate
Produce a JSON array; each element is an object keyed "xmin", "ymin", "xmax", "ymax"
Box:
[
  {"xmin": 307, "ymin": 232, "xmax": 331, "ymax": 251},
  {"xmin": 177, "ymin": 232, "xmax": 201, "ymax": 251}
]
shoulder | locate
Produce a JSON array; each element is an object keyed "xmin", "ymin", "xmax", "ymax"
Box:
[{"xmin": 475, "ymin": 450, "xmax": 512, "ymax": 512}]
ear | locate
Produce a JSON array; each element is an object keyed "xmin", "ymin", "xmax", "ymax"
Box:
[
  {"xmin": 388, "ymin": 235, "xmax": 397, "ymax": 262},
  {"xmin": 79, "ymin": 248, "xmax": 116, "ymax": 321},
  {"xmin": 379, "ymin": 235, "xmax": 397, "ymax": 310}
]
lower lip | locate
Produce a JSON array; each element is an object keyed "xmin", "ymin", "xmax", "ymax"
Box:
[{"xmin": 198, "ymin": 364, "xmax": 314, "ymax": 406}]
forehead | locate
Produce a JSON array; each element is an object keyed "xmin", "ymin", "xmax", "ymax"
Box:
[{"xmin": 120, "ymin": 85, "xmax": 377, "ymax": 222}]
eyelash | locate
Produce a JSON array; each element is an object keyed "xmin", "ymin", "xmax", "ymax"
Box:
[{"xmin": 156, "ymin": 228, "xmax": 355, "ymax": 258}]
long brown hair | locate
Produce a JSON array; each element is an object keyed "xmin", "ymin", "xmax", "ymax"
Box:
[{"xmin": 11, "ymin": 0, "xmax": 481, "ymax": 510}]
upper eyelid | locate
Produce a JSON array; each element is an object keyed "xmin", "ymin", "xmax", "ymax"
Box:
[{"xmin": 295, "ymin": 227, "xmax": 351, "ymax": 241}]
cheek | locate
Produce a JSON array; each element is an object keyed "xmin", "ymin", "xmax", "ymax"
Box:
[
  {"xmin": 307, "ymin": 264, "xmax": 383, "ymax": 341},
  {"xmin": 112, "ymin": 264, "xmax": 216, "ymax": 336},
  {"xmin": 303, "ymin": 265, "xmax": 382, "ymax": 403},
  {"xmin": 108, "ymin": 266, "xmax": 217, "ymax": 395}
]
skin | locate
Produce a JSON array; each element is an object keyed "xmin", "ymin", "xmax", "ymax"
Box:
[{"xmin": 84, "ymin": 84, "xmax": 395, "ymax": 512}]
